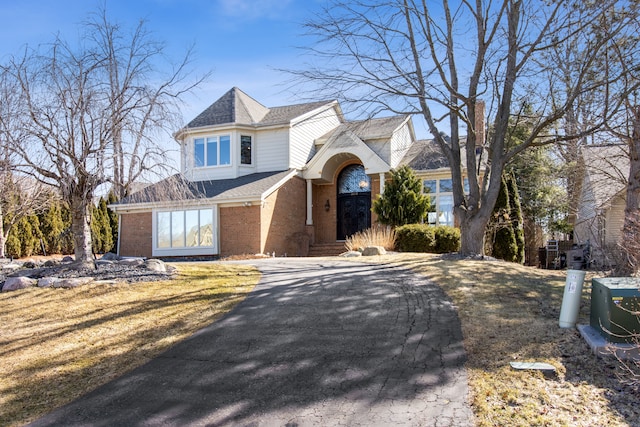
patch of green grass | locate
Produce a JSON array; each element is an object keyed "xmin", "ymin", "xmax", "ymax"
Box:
[{"xmin": 0, "ymin": 263, "xmax": 259, "ymax": 427}]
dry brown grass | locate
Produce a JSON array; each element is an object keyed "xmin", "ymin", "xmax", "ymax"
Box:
[
  {"xmin": 344, "ymin": 226, "xmax": 397, "ymax": 252},
  {"xmin": 357, "ymin": 253, "xmax": 640, "ymax": 427},
  {"xmin": 0, "ymin": 262, "xmax": 259, "ymax": 427}
]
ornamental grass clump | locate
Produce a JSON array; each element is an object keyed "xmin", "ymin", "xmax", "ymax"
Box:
[{"xmin": 344, "ymin": 226, "xmax": 396, "ymax": 252}]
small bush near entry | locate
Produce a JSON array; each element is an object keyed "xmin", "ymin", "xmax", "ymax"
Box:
[
  {"xmin": 433, "ymin": 226, "xmax": 461, "ymax": 253},
  {"xmin": 395, "ymin": 224, "xmax": 460, "ymax": 253},
  {"xmin": 395, "ymin": 224, "xmax": 435, "ymax": 252}
]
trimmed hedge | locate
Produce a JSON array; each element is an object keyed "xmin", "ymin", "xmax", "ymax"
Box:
[{"xmin": 395, "ymin": 224, "xmax": 460, "ymax": 253}]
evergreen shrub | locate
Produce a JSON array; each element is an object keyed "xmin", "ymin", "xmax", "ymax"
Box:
[
  {"xmin": 433, "ymin": 226, "xmax": 461, "ymax": 253},
  {"xmin": 395, "ymin": 224, "xmax": 460, "ymax": 253}
]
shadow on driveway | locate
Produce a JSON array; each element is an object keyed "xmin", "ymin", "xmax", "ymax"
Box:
[{"xmin": 28, "ymin": 259, "xmax": 473, "ymax": 426}]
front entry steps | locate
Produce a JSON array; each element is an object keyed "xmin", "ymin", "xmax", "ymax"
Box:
[{"xmin": 308, "ymin": 242, "xmax": 346, "ymax": 257}]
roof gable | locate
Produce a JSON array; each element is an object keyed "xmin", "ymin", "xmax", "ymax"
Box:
[
  {"xmin": 184, "ymin": 88, "xmax": 337, "ymax": 130},
  {"xmin": 344, "ymin": 115, "xmax": 410, "ymax": 140},
  {"xmin": 186, "ymin": 87, "xmax": 269, "ymax": 128}
]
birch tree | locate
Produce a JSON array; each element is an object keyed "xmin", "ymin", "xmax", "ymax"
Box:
[
  {"xmin": 294, "ymin": 0, "xmax": 640, "ymax": 255},
  {"xmin": 2, "ymin": 11, "xmax": 204, "ymax": 265}
]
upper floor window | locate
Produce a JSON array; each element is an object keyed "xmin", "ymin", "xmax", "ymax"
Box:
[
  {"xmin": 194, "ymin": 135, "xmax": 231, "ymax": 167},
  {"xmin": 241, "ymin": 135, "xmax": 252, "ymax": 165}
]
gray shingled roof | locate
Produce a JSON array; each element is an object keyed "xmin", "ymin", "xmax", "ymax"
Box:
[
  {"xmin": 319, "ymin": 115, "xmax": 409, "ymax": 143},
  {"xmin": 117, "ymin": 170, "xmax": 293, "ymax": 205},
  {"xmin": 185, "ymin": 87, "xmax": 334, "ymax": 129},
  {"xmin": 345, "ymin": 115, "xmax": 409, "ymax": 140},
  {"xmin": 401, "ymin": 139, "xmax": 450, "ymax": 170},
  {"xmin": 400, "ymin": 137, "xmax": 481, "ymax": 171}
]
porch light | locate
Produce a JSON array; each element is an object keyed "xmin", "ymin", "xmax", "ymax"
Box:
[
  {"xmin": 324, "ymin": 200, "xmax": 330, "ymax": 212},
  {"xmin": 359, "ymin": 180, "xmax": 369, "ymax": 189}
]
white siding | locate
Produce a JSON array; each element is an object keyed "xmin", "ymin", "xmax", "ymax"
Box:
[
  {"xmin": 574, "ymin": 174, "xmax": 598, "ymax": 245},
  {"xmin": 289, "ymin": 108, "xmax": 342, "ymax": 168},
  {"xmin": 256, "ymin": 128, "xmax": 290, "ymax": 172},
  {"xmin": 367, "ymin": 140, "xmax": 391, "ymax": 164},
  {"xmin": 389, "ymin": 123, "xmax": 413, "ymax": 168},
  {"xmin": 606, "ymin": 194, "xmax": 626, "ymax": 245}
]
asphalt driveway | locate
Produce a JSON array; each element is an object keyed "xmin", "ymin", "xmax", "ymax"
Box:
[{"xmin": 28, "ymin": 258, "xmax": 473, "ymax": 426}]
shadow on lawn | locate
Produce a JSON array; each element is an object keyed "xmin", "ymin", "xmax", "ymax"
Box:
[
  {"xmin": 395, "ymin": 255, "xmax": 639, "ymax": 426},
  {"xmin": 25, "ymin": 260, "xmax": 470, "ymax": 426},
  {"xmin": 1, "ymin": 281, "xmax": 250, "ymax": 427}
]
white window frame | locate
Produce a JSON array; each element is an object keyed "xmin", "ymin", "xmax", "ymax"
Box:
[
  {"xmin": 152, "ymin": 207, "xmax": 218, "ymax": 256},
  {"xmin": 194, "ymin": 135, "xmax": 232, "ymax": 168},
  {"xmin": 423, "ymin": 178, "xmax": 468, "ymax": 227}
]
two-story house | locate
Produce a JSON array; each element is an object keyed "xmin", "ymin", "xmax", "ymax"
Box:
[{"xmin": 111, "ymin": 87, "xmax": 416, "ymax": 258}]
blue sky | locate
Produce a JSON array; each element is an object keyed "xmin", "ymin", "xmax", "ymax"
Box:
[
  {"xmin": 0, "ymin": 0, "xmax": 326, "ymax": 122},
  {"xmin": 0, "ymin": 0, "xmax": 434, "ymax": 147}
]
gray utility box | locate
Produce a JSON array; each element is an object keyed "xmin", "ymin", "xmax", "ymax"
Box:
[{"xmin": 590, "ymin": 278, "xmax": 640, "ymax": 343}]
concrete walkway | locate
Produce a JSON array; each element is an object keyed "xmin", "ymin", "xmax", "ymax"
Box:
[{"xmin": 29, "ymin": 258, "xmax": 473, "ymax": 426}]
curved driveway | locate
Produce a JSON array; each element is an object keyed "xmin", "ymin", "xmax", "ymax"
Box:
[{"xmin": 29, "ymin": 258, "xmax": 473, "ymax": 427}]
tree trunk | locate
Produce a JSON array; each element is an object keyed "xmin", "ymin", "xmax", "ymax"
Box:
[
  {"xmin": 70, "ymin": 192, "xmax": 94, "ymax": 265},
  {"xmin": 459, "ymin": 213, "xmax": 490, "ymax": 256},
  {"xmin": 0, "ymin": 203, "xmax": 5, "ymax": 258},
  {"xmin": 619, "ymin": 106, "xmax": 640, "ymax": 275}
]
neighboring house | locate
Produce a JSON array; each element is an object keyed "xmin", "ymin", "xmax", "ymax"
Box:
[
  {"xmin": 573, "ymin": 144, "xmax": 630, "ymax": 268},
  {"xmin": 111, "ymin": 87, "xmax": 416, "ymax": 258}
]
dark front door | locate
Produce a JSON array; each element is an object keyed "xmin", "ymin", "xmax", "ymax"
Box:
[
  {"xmin": 336, "ymin": 164, "xmax": 372, "ymax": 240},
  {"xmin": 337, "ymin": 193, "xmax": 371, "ymax": 240}
]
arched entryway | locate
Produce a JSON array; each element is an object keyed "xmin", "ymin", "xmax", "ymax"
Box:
[{"xmin": 337, "ymin": 164, "xmax": 371, "ymax": 240}]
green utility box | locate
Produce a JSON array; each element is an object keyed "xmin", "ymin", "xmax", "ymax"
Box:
[{"xmin": 590, "ymin": 278, "xmax": 640, "ymax": 343}]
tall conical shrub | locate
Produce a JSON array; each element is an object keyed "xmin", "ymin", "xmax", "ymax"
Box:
[
  {"xmin": 491, "ymin": 174, "xmax": 518, "ymax": 262},
  {"xmin": 373, "ymin": 165, "xmax": 431, "ymax": 226}
]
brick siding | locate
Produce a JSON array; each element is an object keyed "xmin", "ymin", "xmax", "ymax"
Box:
[
  {"xmin": 219, "ymin": 206, "xmax": 262, "ymax": 257},
  {"xmin": 118, "ymin": 212, "xmax": 153, "ymax": 258},
  {"xmin": 261, "ymin": 176, "xmax": 308, "ymax": 256}
]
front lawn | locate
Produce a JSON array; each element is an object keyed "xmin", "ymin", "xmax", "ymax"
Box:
[
  {"xmin": 386, "ymin": 253, "xmax": 639, "ymax": 427},
  {"xmin": 0, "ymin": 263, "xmax": 259, "ymax": 427}
]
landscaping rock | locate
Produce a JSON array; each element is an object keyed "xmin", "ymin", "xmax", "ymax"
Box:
[
  {"xmin": 119, "ymin": 258, "xmax": 145, "ymax": 267},
  {"xmin": 23, "ymin": 260, "xmax": 37, "ymax": 269},
  {"xmin": 53, "ymin": 277, "xmax": 95, "ymax": 288},
  {"xmin": 62, "ymin": 256, "xmax": 74, "ymax": 263},
  {"xmin": 43, "ymin": 260, "xmax": 59, "ymax": 267},
  {"xmin": 362, "ymin": 246, "xmax": 387, "ymax": 256},
  {"xmin": 340, "ymin": 251, "xmax": 362, "ymax": 258},
  {"xmin": 2, "ymin": 263, "xmax": 22, "ymax": 272},
  {"xmin": 143, "ymin": 259, "xmax": 166, "ymax": 272},
  {"xmin": 95, "ymin": 259, "xmax": 114, "ymax": 267},
  {"xmin": 38, "ymin": 277, "xmax": 60, "ymax": 288},
  {"xmin": 101, "ymin": 252, "xmax": 120, "ymax": 261},
  {"xmin": 2, "ymin": 276, "xmax": 38, "ymax": 292}
]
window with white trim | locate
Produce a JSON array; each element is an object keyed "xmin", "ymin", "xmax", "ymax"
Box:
[
  {"xmin": 423, "ymin": 178, "xmax": 468, "ymax": 226},
  {"xmin": 194, "ymin": 135, "xmax": 231, "ymax": 167},
  {"xmin": 156, "ymin": 209, "xmax": 214, "ymax": 249}
]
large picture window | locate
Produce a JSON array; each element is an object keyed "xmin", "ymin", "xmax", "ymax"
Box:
[
  {"xmin": 423, "ymin": 178, "xmax": 468, "ymax": 227},
  {"xmin": 155, "ymin": 209, "xmax": 215, "ymax": 251},
  {"xmin": 194, "ymin": 135, "xmax": 231, "ymax": 167}
]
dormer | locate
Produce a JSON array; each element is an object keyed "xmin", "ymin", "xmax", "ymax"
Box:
[{"xmin": 174, "ymin": 87, "xmax": 344, "ymax": 182}]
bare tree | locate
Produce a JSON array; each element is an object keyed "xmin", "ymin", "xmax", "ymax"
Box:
[
  {"xmin": 1, "ymin": 11, "xmax": 204, "ymax": 265},
  {"xmin": 0, "ymin": 69, "xmax": 52, "ymax": 258},
  {"xmin": 292, "ymin": 0, "xmax": 640, "ymax": 255}
]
